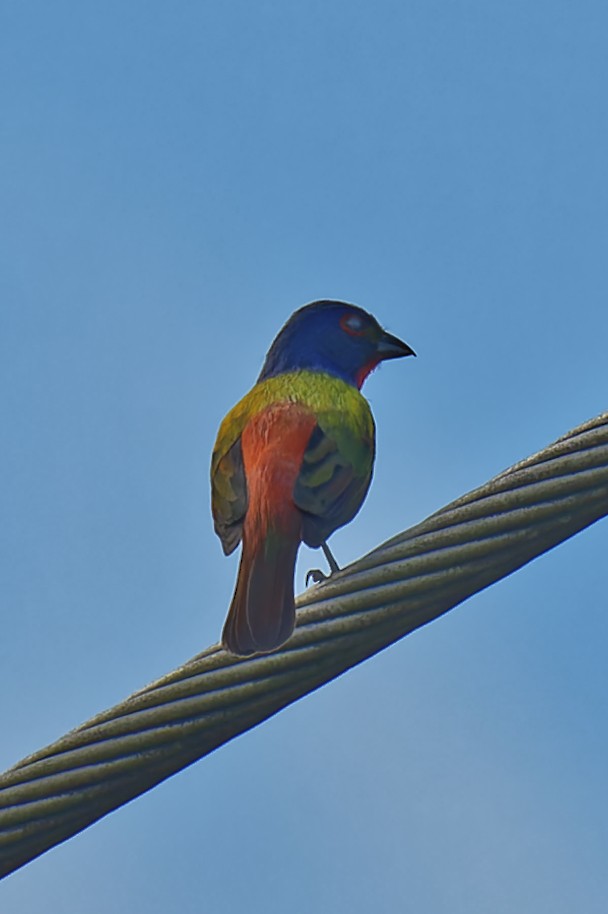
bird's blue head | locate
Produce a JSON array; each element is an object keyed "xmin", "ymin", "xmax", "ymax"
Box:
[{"xmin": 258, "ymin": 300, "xmax": 415, "ymax": 389}]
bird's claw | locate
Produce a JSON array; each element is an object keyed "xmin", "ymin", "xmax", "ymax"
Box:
[
  {"xmin": 306, "ymin": 541, "xmax": 341, "ymax": 586},
  {"xmin": 306, "ymin": 568, "xmax": 328, "ymax": 586}
]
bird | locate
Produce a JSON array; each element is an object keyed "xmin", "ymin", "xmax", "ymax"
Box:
[{"xmin": 211, "ymin": 300, "xmax": 415, "ymax": 656}]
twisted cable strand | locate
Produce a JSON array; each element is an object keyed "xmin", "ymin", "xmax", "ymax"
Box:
[{"xmin": 1, "ymin": 412, "xmax": 607, "ymax": 878}]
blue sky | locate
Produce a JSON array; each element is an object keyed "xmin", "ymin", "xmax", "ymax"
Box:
[{"xmin": 1, "ymin": 1, "xmax": 607, "ymax": 910}]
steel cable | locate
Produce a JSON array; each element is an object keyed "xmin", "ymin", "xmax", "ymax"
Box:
[{"xmin": 1, "ymin": 411, "xmax": 607, "ymax": 878}]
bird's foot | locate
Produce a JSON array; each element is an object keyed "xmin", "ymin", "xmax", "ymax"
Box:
[
  {"xmin": 306, "ymin": 568, "xmax": 328, "ymax": 586},
  {"xmin": 305, "ymin": 541, "xmax": 341, "ymax": 587}
]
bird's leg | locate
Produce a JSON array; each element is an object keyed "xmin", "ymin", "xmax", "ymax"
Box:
[
  {"xmin": 321, "ymin": 541, "xmax": 340, "ymax": 573},
  {"xmin": 306, "ymin": 541, "xmax": 341, "ymax": 586}
]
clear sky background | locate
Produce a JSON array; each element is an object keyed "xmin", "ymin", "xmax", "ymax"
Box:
[{"xmin": 2, "ymin": 1, "xmax": 607, "ymax": 911}]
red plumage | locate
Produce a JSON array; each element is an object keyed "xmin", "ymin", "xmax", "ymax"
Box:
[{"xmin": 221, "ymin": 402, "xmax": 316, "ymax": 654}]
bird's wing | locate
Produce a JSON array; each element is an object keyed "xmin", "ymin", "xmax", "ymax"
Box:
[
  {"xmin": 211, "ymin": 372, "xmax": 375, "ymax": 555},
  {"xmin": 211, "ymin": 436, "xmax": 247, "ymax": 555},
  {"xmin": 294, "ymin": 421, "xmax": 374, "ymax": 548}
]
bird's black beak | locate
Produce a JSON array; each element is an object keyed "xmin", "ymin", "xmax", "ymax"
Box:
[{"xmin": 376, "ymin": 330, "xmax": 416, "ymax": 360}]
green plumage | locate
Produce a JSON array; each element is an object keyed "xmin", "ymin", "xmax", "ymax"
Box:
[{"xmin": 211, "ymin": 370, "xmax": 375, "ymax": 556}]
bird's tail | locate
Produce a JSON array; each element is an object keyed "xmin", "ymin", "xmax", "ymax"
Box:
[{"xmin": 222, "ymin": 528, "xmax": 300, "ymax": 656}]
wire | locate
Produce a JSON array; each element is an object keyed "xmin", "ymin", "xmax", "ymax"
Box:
[{"xmin": 1, "ymin": 412, "xmax": 607, "ymax": 879}]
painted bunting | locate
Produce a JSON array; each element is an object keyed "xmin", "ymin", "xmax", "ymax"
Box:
[{"xmin": 211, "ymin": 300, "xmax": 415, "ymax": 656}]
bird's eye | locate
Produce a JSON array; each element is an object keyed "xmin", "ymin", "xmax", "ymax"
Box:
[{"xmin": 340, "ymin": 313, "xmax": 367, "ymax": 336}]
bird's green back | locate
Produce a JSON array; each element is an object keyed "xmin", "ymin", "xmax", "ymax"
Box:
[{"xmin": 212, "ymin": 370, "xmax": 375, "ymax": 477}]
